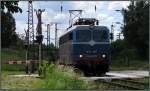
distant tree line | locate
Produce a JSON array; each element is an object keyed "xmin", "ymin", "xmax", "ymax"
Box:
[{"xmin": 112, "ymin": 1, "xmax": 149, "ymax": 60}]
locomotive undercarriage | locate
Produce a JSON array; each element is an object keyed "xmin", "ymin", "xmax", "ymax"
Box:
[{"xmin": 75, "ymin": 59, "xmax": 109, "ymax": 76}]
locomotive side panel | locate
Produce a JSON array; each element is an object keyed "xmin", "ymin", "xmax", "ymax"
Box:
[
  {"xmin": 59, "ymin": 31, "xmax": 74, "ymax": 65},
  {"xmin": 59, "ymin": 41, "xmax": 73, "ymax": 65}
]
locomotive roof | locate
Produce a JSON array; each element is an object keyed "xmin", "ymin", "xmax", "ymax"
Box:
[{"xmin": 59, "ymin": 25, "xmax": 109, "ymax": 38}]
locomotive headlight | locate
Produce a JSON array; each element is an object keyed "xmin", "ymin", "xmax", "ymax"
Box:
[
  {"xmin": 79, "ymin": 55, "xmax": 83, "ymax": 58},
  {"xmin": 102, "ymin": 54, "xmax": 106, "ymax": 58}
]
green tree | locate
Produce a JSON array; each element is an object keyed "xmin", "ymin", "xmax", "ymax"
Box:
[
  {"xmin": 1, "ymin": 11, "xmax": 16, "ymax": 47},
  {"xmin": 123, "ymin": 1, "xmax": 149, "ymax": 59},
  {"xmin": 1, "ymin": 1, "xmax": 22, "ymax": 13},
  {"xmin": 1, "ymin": 1, "xmax": 22, "ymax": 48}
]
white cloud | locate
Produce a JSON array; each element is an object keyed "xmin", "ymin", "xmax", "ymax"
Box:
[
  {"xmin": 96, "ymin": 13, "xmax": 114, "ymax": 29},
  {"xmin": 108, "ymin": 1, "xmax": 130, "ymax": 11},
  {"xmin": 15, "ymin": 1, "xmax": 127, "ymax": 44},
  {"xmin": 15, "ymin": 21, "xmax": 27, "ymax": 34},
  {"xmin": 72, "ymin": 1, "xmax": 104, "ymax": 10},
  {"xmin": 18, "ymin": 1, "xmax": 28, "ymax": 12},
  {"xmin": 71, "ymin": 1, "xmax": 105, "ymax": 18},
  {"xmin": 53, "ymin": 13, "xmax": 67, "ymax": 22}
]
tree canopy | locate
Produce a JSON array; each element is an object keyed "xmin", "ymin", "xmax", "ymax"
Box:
[
  {"xmin": 123, "ymin": 1, "xmax": 149, "ymax": 59},
  {"xmin": 1, "ymin": 1, "xmax": 22, "ymax": 48},
  {"xmin": 1, "ymin": 1, "xmax": 22, "ymax": 13}
]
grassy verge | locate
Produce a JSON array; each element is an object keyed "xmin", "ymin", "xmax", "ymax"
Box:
[
  {"xmin": 1, "ymin": 65, "xmax": 96, "ymax": 89},
  {"xmin": 2, "ymin": 64, "xmax": 116, "ymax": 90},
  {"xmin": 1, "ymin": 71, "xmax": 42, "ymax": 89},
  {"xmin": 1, "ymin": 66, "xmax": 149, "ymax": 90},
  {"xmin": 110, "ymin": 59, "xmax": 149, "ymax": 71}
]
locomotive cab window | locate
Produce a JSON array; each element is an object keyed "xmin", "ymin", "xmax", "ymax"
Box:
[
  {"xmin": 93, "ymin": 30, "xmax": 108, "ymax": 42},
  {"xmin": 76, "ymin": 30, "xmax": 91, "ymax": 42}
]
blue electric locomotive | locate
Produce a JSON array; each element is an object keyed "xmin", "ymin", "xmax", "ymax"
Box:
[{"xmin": 59, "ymin": 18, "xmax": 111, "ymax": 75}]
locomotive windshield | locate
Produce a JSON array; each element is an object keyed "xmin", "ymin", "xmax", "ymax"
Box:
[
  {"xmin": 76, "ymin": 29, "xmax": 108, "ymax": 42},
  {"xmin": 93, "ymin": 30, "xmax": 108, "ymax": 42},
  {"xmin": 76, "ymin": 30, "xmax": 91, "ymax": 42}
]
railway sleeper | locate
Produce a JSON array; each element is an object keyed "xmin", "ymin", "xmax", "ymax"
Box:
[
  {"xmin": 111, "ymin": 79, "xmax": 148, "ymax": 89},
  {"xmin": 112, "ymin": 79, "xmax": 148, "ymax": 85},
  {"xmin": 95, "ymin": 79, "xmax": 144, "ymax": 90}
]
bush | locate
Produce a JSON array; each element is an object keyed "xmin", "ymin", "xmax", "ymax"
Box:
[{"xmin": 38, "ymin": 62, "xmax": 88, "ymax": 89}]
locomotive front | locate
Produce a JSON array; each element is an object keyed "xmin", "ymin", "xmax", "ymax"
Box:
[{"xmin": 73, "ymin": 26, "xmax": 110, "ymax": 75}]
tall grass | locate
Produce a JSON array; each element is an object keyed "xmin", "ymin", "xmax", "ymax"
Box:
[{"xmin": 38, "ymin": 62, "xmax": 88, "ymax": 90}]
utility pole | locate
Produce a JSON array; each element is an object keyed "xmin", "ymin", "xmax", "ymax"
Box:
[
  {"xmin": 24, "ymin": 28, "xmax": 29, "ymax": 74},
  {"xmin": 28, "ymin": 0, "xmax": 34, "ymax": 45},
  {"xmin": 110, "ymin": 24, "xmax": 114, "ymax": 43},
  {"xmin": 117, "ymin": 33, "xmax": 121, "ymax": 40},
  {"xmin": 25, "ymin": 0, "xmax": 34, "ymax": 74},
  {"xmin": 46, "ymin": 24, "xmax": 50, "ymax": 61},
  {"xmin": 35, "ymin": 9, "xmax": 45, "ymax": 75},
  {"xmin": 50, "ymin": 22, "xmax": 60, "ymax": 48},
  {"xmin": 55, "ymin": 23, "xmax": 57, "ymax": 47},
  {"xmin": 47, "ymin": 24, "xmax": 50, "ymax": 46}
]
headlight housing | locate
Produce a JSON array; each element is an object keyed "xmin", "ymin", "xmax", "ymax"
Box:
[
  {"xmin": 79, "ymin": 55, "xmax": 83, "ymax": 58},
  {"xmin": 102, "ymin": 54, "xmax": 106, "ymax": 58}
]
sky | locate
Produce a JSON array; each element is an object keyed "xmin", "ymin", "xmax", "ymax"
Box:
[{"xmin": 13, "ymin": 1, "xmax": 131, "ymax": 44}]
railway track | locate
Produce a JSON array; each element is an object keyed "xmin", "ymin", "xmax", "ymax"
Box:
[
  {"xmin": 95, "ymin": 78, "xmax": 148, "ymax": 90},
  {"xmin": 113, "ymin": 79, "xmax": 148, "ymax": 86}
]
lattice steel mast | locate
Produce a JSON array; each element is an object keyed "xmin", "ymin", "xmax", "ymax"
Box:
[
  {"xmin": 25, "ymin": 0, "xmax": 35, "ymax": 74},
  {"xmin": 28, "ymin": 0, "xmax": 34, "ymax": 44}
]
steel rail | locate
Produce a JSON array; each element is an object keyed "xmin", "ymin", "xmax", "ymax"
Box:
[
  {"xmin": 95, "ymin": 79, "xmax": 144, "ymax": 90},
  {"xmin": 113, "ymin": 79, "xmax": 148, "ymax": 85}
]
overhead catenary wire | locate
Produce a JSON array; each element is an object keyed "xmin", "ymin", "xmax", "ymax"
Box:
[
  {"xmin": 60, "ymin": 1, "xmax": 63, "ymax": 13},
  {"xmin": 95, "ymin": 5, "xmax": 97, "ymax": 12}
]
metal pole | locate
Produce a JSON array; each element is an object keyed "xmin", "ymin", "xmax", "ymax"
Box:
[
  {"xmin": 47, "ymin": 24, "xmax": 49, "ymax": 46},
  {"xmin": 39, "ymin": 43, "xmax": 41, "ymax": 66},
  {"xmin": 27, "ymin": 30, "xmax": 30, "ymax": 74},
  {"xmin": 110, "ymin": 24, "xmax": 113, "ymax": 43},
  {"xmin": 47, "ymin": 24, "xmax": 50, "ymax": 58},
  {"xmin": 49, "ymin": 25, "xmax": 50, "ymax": 45},
  {"xmin": 25, "ymin": 50, "xmax": 28, "ymax": 74},
  {"xmin": 69, "ymin": 12, "xmax": 71, "ymax": 27},
  {"xmin": 55, "ymin": 23, "xmax": 57, "ymax": 47}
]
